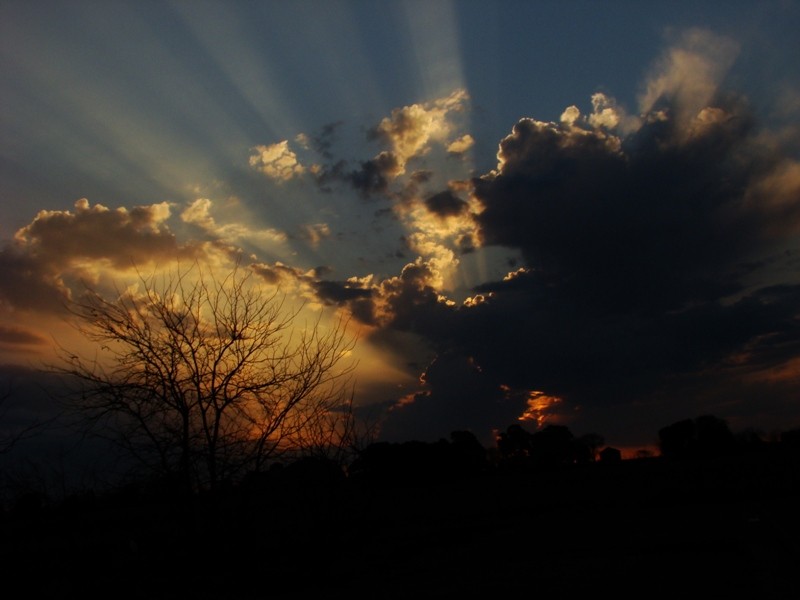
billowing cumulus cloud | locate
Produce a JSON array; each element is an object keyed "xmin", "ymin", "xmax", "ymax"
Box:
[
  {"xmin": 0, "ymin": 198, "xmax": 202, "ymax": 313},
  {"xmin": 249, "ymin": 140, "xmax": 306, "ymax": 181},
  {"xmin": 316, "ymin": 90, "xmax": 471, "ymax": 199},
  {"xmin": 371, "ymin": 89, "xmax": 469, "ymax": 175},
  {"xmin": 13, "ymin": 198, "xmax": 179, "ymax": 269},
  {"xmin": 352, "ymin": 31, "xmax": 800, "ymax": 444}
]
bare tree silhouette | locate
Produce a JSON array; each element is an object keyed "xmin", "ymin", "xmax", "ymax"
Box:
[{"xmin": 51, "ymin": 260, "xmax": 359, "ymax": 493}]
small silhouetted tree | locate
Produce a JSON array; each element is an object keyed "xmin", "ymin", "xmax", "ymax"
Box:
[
  {"xmin": 658, "ymin": 418, "xmax": 696, "ymax": 460},
  {"xmin": 659, "ymin": 415, "xmax": 736, "ymax": 460},
  {"xmin": 497, "ymin": 424, "xmax": 533, "ymax": 463},
  {"xmin": 53, "ymin": 261, "xmax": 358, "ymax": 493},
  {"xmin": 449, "ymin": 430, "xmax": 487, "ymax": 473},
  {"xmin": 694, "ymin": 414, "xmax": 736, "ymax": 457},
  {"xmin": 530, "ymin": 424, "xmax": 574, "ymax": 467},
  {"xmin": 575, "ymin": 433, "xmax": 605, "ymax": 463}
]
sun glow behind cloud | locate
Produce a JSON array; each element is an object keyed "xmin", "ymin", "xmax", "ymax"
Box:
[{"xmin": 518, "ymin": 390, "xmax": 563, "ymax": 428}]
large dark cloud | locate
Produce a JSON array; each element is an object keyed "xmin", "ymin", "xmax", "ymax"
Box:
[
  {"xmin": 377, "ymin": 352, "xmax": 524, "ymax": 446},
  {"xmin": 474, "ymin": 101, "xmax": 788, "ymax": 313},
  {"xmin": 362, "ymin": 93, "xmax": 800, "ymax": 444},
  {"xmin": 424, "ymin": 190, "xmax": 468, "ymax": 218}
]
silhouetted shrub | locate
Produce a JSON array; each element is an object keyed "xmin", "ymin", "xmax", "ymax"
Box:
[
  {"xmin": 496, "ymin": 424, "xmax": 533, "ymax": 464},
  {"xmin": 781, "ymin": 428, "xmax": 800, "ymax": 450},
  {"xmin": 279, "ymin": 456, "xmax": 346, "ymax": 487},
  {"xmin": 530, "ymin": 424, "xmax": 575, "ymax": 467},
  {"xmin": 599, "ymin": 447, "xmax": 622, "ymax": 463},
  {"xmin": 349, "ymin": 432, "xmax": 488, "ymax": 485},
  {"xmin": 659, "ymin": 418, "xmax": 696, "ymax": 459},
  {"xmin": 659, "ymin": 415, "xmax": 736, "ymax": 460}
]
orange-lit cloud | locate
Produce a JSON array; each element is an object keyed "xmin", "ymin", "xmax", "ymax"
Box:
[
  {"xmin": 14, "ymin": 198, "xmax": 179, "ymax": 268},
  {"xmin": 0, "ymin": 198, "xmax": 205, "ymax": 314},
  {"xmin": 518, "ymin": 390, "xmax": 563, "ymax": 427}
]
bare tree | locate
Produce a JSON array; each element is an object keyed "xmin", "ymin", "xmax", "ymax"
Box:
[{"xmin": 53, "ymin": 261, "xmax": 359, "ymax": 493}]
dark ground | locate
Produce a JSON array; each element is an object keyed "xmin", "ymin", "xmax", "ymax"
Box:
[{"xmin": 2, "ymin": 450, "xmax": 799, "ymax": 599}]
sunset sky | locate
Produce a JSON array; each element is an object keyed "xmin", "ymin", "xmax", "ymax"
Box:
[{"xmin": 2, "ymin": 0, "xmax": 800, "ymax": 454}]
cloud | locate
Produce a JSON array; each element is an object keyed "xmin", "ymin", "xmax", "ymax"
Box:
[
  {"xmin": 472, "ymin": 93, "xmax": 799, "ymax": 312},
  {"xmin": 638, "ymin": 28, "xmax": 740, "ymax": 131},
  {"xmin": 316, "ymin": 90, "xmax": 471, "ymax": 199},
  {"xmin": 347, "ymin": 258, "xmax": 459, "ymax": 335},
  {"xmin": 13, "ymin": 198, "xmax": 179, "ymax": 268},
  {"xmin": 0, "ymin": 325, "xmax": 47, "ymax": 347},
  {"xmin": 251, "ymin": 261, "xmax": 310, "ymax": 288},
  {"xmin": 371, "ymin": 89, "xmax": 469, "ymax": 175},
  {"xmin": 5, "ymin": 29, "xmax": 799, "ymax": 449},
  {"xmin": 0, "ymin": 244, "xmax": 72, "ymax": 313},
  {"xmin": 364, "ymin": 35, "xmax": 800, "ymax": 444},
  {"xmin": 297, "ymin": 223, "xmax": 331, "ymax": 248},
  {"xmin": 309, "ymin": 121, "xmax": 343, "ymax": 159},
  {"xmin": 423, "ymin": 190, "xmax": 469, "ymax": 219},
  {"xmin": 446, "ymin": 134, "xmax": 474, "ymax": 155},
  {"xmin": 377, "ymin": 352, "xmax": 525, "ymax": 445},
  {"xmin": 249, "ymin": 140, "xmax": 306, "ymax": 181},
  {"xmin": 0, "ymin": 198, "xmax": 201, "ymax": 313},
  {"xmin": 312, "ymin": 279, "xmax": 373, "ymax": 305},
  {"xmin": 344, "ymin": 152, "xmax": 403, "ymax": 197},
  {"xmin": 181, "ymin": 198, "xmax": 288, "ymax": 245}
]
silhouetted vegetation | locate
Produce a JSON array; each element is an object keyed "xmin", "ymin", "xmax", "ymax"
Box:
[
  {"xmin": 496, "ymin": 423, "xmax": 605, "ymax": 468},
  {"xmin": 0, "ymin": 317, "xmax": 800, "ymax": 600},
  {"xmin": 51, "ymin": 261, "xmax": 360, "ymax": 495},
  {"xmin": 348, "ymin": 430, "xmax": 490, "ymax": 485},
  {"xmin": 2, "ymin": 414, "xmax": 799, "ymax": 598},
  {"xmin": 659, "ymin": 414, "xmax": 738, "ymax": 460}
]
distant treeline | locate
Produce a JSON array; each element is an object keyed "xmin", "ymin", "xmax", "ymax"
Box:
[
  {"xmin": 4, "ymin": 414, "xmax": 800, "ymax": 513},
  {"xmin": 239, "ymin": 414, "xmax": 800, "ymax": 491}
]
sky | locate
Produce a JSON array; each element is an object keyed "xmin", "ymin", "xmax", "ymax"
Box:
[{"xmin": 2, "ymin": 0, "xmax": 800, "ymax": 457}]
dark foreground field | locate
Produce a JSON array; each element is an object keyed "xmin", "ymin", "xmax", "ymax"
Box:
[{"xmin": 2, "ymin": 450, "xmax": 799, "ymax": 599}]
